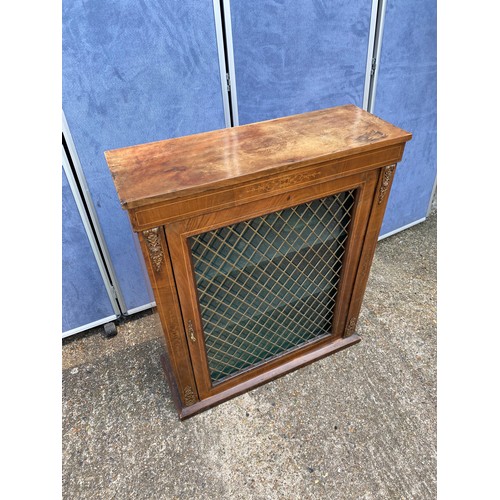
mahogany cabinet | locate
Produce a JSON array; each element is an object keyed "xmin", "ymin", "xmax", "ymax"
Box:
[{"xmin": 105, "ymin": 105, "xmax": 411, "ymax": 419}]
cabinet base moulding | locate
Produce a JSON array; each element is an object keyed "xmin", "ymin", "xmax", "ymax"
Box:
[{"xmin": 161, "ymin": 333, "xmax": 361, "ymax": 420}]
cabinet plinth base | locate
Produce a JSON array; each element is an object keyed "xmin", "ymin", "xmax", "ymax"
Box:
[{"xmin": 161, "ymin": 333, "xmax": 361, "ymax": 420}]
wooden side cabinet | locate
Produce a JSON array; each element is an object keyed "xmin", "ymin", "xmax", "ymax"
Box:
[{"xmin": 105, "ymin": 105, "xmax": 411, "ymax": 419}]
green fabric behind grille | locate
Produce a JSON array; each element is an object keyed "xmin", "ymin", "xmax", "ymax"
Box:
[{"xmin": 189, "ymin": 191, "xmax": 355, "ymax": 383}]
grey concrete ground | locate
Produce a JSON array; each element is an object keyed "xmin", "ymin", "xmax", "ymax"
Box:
[{"xmin": 63, "ymin": 209, "xmax": 436, "ymax": 500}]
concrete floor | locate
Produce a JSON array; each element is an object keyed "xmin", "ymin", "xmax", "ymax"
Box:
[{"xmin": 62, "ymin": 209, "xmax": 436, "ymax": 500}]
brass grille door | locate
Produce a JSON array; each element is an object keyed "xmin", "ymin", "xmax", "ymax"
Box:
[
  {"xmin": 165, "ymin": 172, "xmax": 379, "ymax": 398},
  {"xmin": 189, "ymin": 191, "xmax": 355, "ymax": 384}
]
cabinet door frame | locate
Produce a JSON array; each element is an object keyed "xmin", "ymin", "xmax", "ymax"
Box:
[{"xmin": 165, "ymin": 169, "xmax": 379, "ymax": 399}]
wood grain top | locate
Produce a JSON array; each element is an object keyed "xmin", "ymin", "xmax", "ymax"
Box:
[{"xmin": 105, "ymin": 104, "xmax": 411, "ymax": 209}]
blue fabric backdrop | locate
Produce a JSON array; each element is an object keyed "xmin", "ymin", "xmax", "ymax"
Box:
[
  {"xmin": 62, "ymin": 168, "xmax": 115, "ymax": 333},
  {"xmin": 230, "ymin": 0, "xmax": 373, "ymax": 124},
  {"xmin": 374, "ymin": 0, "xmax": 437, "ymax": 235},
  {"xmin": 63, "ymin": 0, "xmax": 226, "ymax": 313}
]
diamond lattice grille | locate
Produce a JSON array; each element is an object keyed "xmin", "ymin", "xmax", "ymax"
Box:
[{"xmin": 189, "ymin": 190, "xmax": 356, "ymax": 383}]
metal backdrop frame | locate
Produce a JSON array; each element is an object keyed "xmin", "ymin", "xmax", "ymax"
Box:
[
  {"xmin": 63, "ymin": 112, "xmax": 157, "ymax": 325},
  {"xmin": 363, "ymin": 0, "xmax": 382, "ymax": 111},
  {"xmin": 367, "ymin": 0, "xmax": 388, "ymax": 113},
  {"xmin": 216, "ymin": 0, "xmax": 386, "ymax": 122},
  {"xmin": 62, "ymin": 111, "xmax": 127, "ymax": 313},
  {"xmin": 364, "ymin": 0, "xmax": 436, "ymax": 237},
  {"xmin": 213, "ymin": 0, "xmax": 239, "ymax": 127},
  {"xmin": 62, "ymin": 145, "xmax": 120, "ymax": 337},
  {"xmin": 62, "ymin": 110, "xmax": 127, "ymax": 313}
]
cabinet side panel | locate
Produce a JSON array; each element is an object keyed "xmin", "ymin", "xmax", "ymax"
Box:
[
  {"xmin": 344, "ymin": 164, "xmax": 399, "ymax": 336},
  {"xmin": 138, "ymin": 227, "xmax": 199, "ymax": 407}
]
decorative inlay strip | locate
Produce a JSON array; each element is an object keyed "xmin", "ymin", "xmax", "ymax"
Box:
[
  {"xmin": 167, "ymin": 313, "xmax": 182, "ymax": 349},
  {"xmin": 246, "ymin": 171, "xmax": 322, "ymax": 195},
  {"xmin": 132, "ymin": 144, "xmax": 404, "ymax": 230},
  {"xmin": 183, "ymin": 386, "xmax": 197, "ymax": 406},
  {"xmin": 143, "ymin": 227, "xmax": 164, "ymax": 273},
  {"xmin": 378, "ymin": 165, "xmax": 396, "ymax": 204}
]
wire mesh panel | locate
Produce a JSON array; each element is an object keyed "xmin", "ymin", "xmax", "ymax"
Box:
[{"xmin": 189, "ymin": 190, "xmax": 356, "ymax": 383}]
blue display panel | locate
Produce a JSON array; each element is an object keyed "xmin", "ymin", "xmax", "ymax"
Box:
[
  {"xmin": 63, "ymin": 0, "xmax": 226, "ymax": 311},
  {"xmin": 373, "ymin": 0, "xmax": 437, "ymax": 235},
  {"xmin": 62, "ymin": 168, "xmax": 116, "ymax": 334},
  {"xmin": 230, "ymin": 0, "xmax": 373, "ymax": 125}
]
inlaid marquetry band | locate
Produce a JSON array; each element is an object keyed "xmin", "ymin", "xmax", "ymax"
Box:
[
  {"xmin": 378, "ymin": 165, "xmax": 396, "ymax": 204},
  {"xmin": 246, "ymin": 171, "xmax": 322, "ymax": 195},
  {"xmin": 183, "ymin": 386, "xmax": 197, "ymax": 406},
  {"xmin": 143, "ymin": 227, "xmax": 164, "ymax": 273}
]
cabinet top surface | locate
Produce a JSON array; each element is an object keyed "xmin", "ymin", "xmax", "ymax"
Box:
[{"xmin": 105, "ymin": 105, "xmax": 411, "ymax": 209}]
